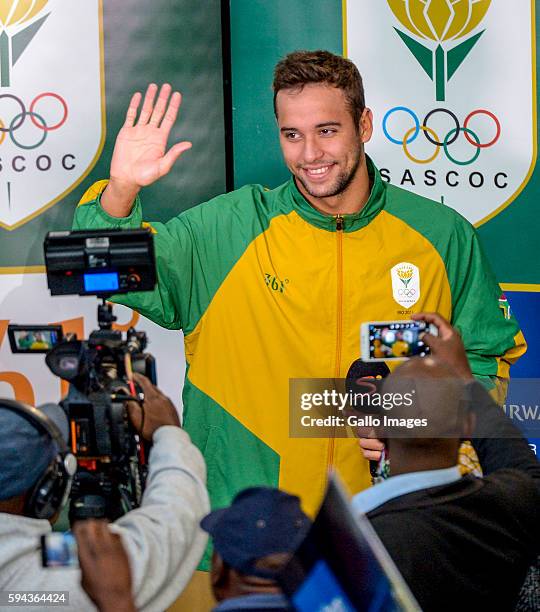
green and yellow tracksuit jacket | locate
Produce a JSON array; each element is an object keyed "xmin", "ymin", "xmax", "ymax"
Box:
[{"xmin": 74, "ymin": 158, "xmax": 525, "ymax": 568}]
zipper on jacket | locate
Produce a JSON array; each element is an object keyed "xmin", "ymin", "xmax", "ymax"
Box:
[{"xmin": 327, "ymin": 214, "xmax": 344, "ymax": 471}]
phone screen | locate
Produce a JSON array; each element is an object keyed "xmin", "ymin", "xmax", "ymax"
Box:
[
  {"xmin": 41, "ymin": 532, "xmax": 79, "ymax": 568},
  {"xmin": 368, "ymin": 321, "xmax": 430, "ymax": 360}
]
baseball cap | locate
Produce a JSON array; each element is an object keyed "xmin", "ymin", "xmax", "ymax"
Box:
[
  {"xmin": 0, "ymin": 400, "xmax": 69, "ymax": 501},
  {"xmin": 200, "ymin": 487, "xmax": 311, "ymax": 578}
]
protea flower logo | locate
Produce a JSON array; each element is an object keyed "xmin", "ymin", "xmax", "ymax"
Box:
[
  {"xmin": 0, "ymin": 0, "xmax": 50, "ymax": 87},
  {"xmin": 346, "ymin": 1, "xmax": 535, "ymax": 226},
  {"xmin": 387, "ymin": 0, "xmax": 491, "ymax": 101},
  {"xmin": 0, "ymin": 0, "xmax": 104, "ymax": 230},
  {"xmin": 391, "ymin": 262, "xmax": 420, "ymax": 308},
  {"xmin": 397, "ymin": 265, "xmax": 414, "ymax": 288}
]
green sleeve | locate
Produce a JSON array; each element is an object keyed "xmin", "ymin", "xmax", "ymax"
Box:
[
  {"xmin": 448, "ymin": 222, "xmax": 526, "ymax": 382},
  {"xmin": 73, "ymin": 191, "xmax": 194, "ymax": 330}
]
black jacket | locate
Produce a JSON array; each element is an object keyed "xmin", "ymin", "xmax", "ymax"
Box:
[{"xmin": 367, "ymin": 381, "xmax": 540, "ymax": 612}]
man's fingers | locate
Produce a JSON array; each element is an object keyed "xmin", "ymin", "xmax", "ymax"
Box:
[
  {"xmin": 362, "ymin": 449, "xmax": 383, "ymax": 461},
  {"xmin": 421, "ymin": 331, "xmax": 443, "ymax": 353},
  {"xmin": 158, "ymin": 141, "xmax": 192, "ymax": 178},
  {"xmin": 159, "ymin": 91, "xmax": 182, "ymax": 134},
  {"xmin": 132, "ymin": 372, "xmax": 157, "ymax": 398},
  {"xmin": 412, "ymin": 311, "xmax": 453, "ymax": 340},
  {"xmin": 127, "ymin": 400, "xmax": 143, "ymax": 432},
  {"xmin": 149, "ymin": 83, "xmax": 172, "ymax": 127},
  {"xmin": 137, "ymin": 83, "xmax": 158, "ymax": 125},
  {"xmin": 357, "ymin": 438, "xmax": 384, "ymax": 461},
  {"xmin": 123, "ymin": 92, "xmax": 142, "ymax": 128},
  {"xmin": 355, "ymin": 426, "xmax": 377, "ymax": 439},
  {"xmin": 132, "ymin": 372, "xmax": 167, "ymax": 401},
  {"xmin": 359, "ymin": 437, "xmax": 385, "ymax": 451}
]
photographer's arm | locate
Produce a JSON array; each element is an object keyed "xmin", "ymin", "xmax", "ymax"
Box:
[
  {"xmin": 74, "ymin": 520, "xmax": 136, "ymax": 612},
  {"xmin": 417, "ymin": 313, "xmax": 540, "ymax": 488},
  {"xmin": 110, "ymin": 375, "xmax": 209, "ymax": 612},
  {"xmin": 466, "ymin": 381, "xmax": 540, "ymax": 491}
]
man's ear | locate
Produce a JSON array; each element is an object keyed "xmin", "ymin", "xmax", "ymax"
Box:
[
  {"xmin": 211, "ymin": 551, "xmax": 226, "ymax": 588},
  {"xmin": 359, "ymin": 108, "xmax": 374, "ymax": 143},
  {"xmin": 462, "ymin": 411, "xmax": 476, "ymax": 439}
]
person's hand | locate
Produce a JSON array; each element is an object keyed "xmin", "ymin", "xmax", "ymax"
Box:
[
  {"xmin": 412, "ymin": 312, "xmax": 474, "ymax": 380},
  {"xmin": 102, "ymin": 83, "xmax": 192, "ymax": 217},
  {"xmin": 128, "ymin": 372, "xmax": 181, "ymax": 441},
  {"xmin": 358, "ymin": 433, "xmax": 385, "ymax": 462},
  {"xmin": 74, "ymin": 520, "xmax": 135, "ymax": 612}
]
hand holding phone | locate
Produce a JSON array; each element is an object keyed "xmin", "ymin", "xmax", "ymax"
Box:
[{"xmin": 411, "ymin": 312, "xmax": 473, "ymax": 380}]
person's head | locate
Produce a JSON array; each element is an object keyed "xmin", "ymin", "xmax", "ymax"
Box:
[
  {"xmin": 0, "ymin": 399, "xmax": 75, "ymax": 522},
  {"xmin": 272, "ymin": 50, "xmax": 373, "ymax": 210},
  {"xmin": 201, "ymin": 487, "xmax": 311, "ymax": 602},
  {"xmin": 378, "ymin": 357, "xmax": 474, "ymax": 474}
]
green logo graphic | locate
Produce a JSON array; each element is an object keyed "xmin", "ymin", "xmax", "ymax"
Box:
[
  {"xmin": 264, "ymin": 273, "xmax": 289, "ymax": 293},
  {"xmin": 387, "ymin": 0, "xmax": 492, "ymax": 101},
  {"xmin": 0, "ymin": 0, "xmax": 50, "ymax": 87}
]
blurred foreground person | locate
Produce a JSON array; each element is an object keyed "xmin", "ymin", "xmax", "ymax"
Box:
[
  {"xmin": 0, "ymin": 374, "xmax": 209, "ymax": 612},
  {"xmin": 201, "ymin": 488, "xmax": 311, "ymax": 611}
]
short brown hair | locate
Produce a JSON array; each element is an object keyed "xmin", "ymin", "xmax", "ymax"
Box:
[{"xmin": 272, "ymin": 50, "xmax": 366, "ymax": 127}]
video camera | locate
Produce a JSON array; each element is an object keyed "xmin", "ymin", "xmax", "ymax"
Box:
[{"xmin": 8, "ymin": 229, "xmax": 157, "ymax": 523}]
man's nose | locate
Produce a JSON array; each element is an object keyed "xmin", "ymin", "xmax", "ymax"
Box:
[{"xmin": 302, "ymin": 135, "xmax": 324, "ymax": 163}]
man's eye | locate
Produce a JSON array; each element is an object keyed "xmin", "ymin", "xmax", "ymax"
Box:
[
  {"xmin": 285, "ymin": 132, "xmax": 300, "ymax": 140},
  {"xmin": 320, "ymin": 128, "xmax": 336, "ymax": 136}
]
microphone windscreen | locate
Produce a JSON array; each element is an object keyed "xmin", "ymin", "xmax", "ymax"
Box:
[{"xmin": 345, "ymin": 359, "xmax": 390, "ymax": 388}]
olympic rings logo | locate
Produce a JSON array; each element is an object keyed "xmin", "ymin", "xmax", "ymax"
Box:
[
  {"xmin": 398, "ymin": 288, "xmax": 416, "ymax": 297},
  {"xmin": 0, "ymin": 92, "xmax": 68, "ymax": 150},
  {"xmin": 382, "ymin": 106, "xmax": 501, "ymax": 166}
]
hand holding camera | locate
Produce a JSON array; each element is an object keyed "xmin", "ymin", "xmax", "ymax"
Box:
[{"xmin": 128, "ymin": 372, "xmax": 180, "ymax": 441}]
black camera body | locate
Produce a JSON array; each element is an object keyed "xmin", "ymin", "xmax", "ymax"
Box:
[
  {"xmin": 9, "ymin": 229, "xmax": 157, "ymax": 523},
  {"xmin": 48, "ymin": 303, "xmax": 156, "ymax": 522}
]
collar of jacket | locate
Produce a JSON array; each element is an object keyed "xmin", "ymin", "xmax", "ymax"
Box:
[{"xmin": 286, "ymin": 155, "xmax": 386, "ymax": 232}]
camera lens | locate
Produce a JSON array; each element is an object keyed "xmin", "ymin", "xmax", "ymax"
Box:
[{"xmin": 59, "ymin": 356, "xmax": 79, "ymax": 373}]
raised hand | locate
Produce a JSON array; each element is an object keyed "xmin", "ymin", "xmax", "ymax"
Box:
[{"xmin": 102, "ymin": 83, "xmax": 192, "ymax": 217}]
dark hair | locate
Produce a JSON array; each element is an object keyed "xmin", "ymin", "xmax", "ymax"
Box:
[{"xmin": 272, "ymin": 50, "xmax": 366, "ymax": 127}]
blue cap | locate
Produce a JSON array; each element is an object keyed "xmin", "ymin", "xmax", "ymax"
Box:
[
  {"xmin": 200, "ymin": 487, "xmax": 311, "ymax": 578},
  {"xmin": 0, "ymin": 401, "xmax": 69, "ymax": 501}
]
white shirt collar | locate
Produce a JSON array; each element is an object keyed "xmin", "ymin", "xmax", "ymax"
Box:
[{"xmin": 352, "ymin": 465, "xmax": 462, "ymax": 515}]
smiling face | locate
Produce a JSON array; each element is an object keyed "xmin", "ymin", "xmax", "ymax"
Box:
[{"xmin": 276, "ymin": 83, "xmax": 373, "ymax": 214}]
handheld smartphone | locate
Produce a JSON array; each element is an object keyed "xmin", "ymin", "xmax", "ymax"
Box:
[
  {"xmin": 360, "ymin": 320, "xmax": 438, "ymax": 361},
  {"xmin": 8, "ymin": 325, "xmax": 63, "ymax": 354},
  {"xmin": 41, "ymin": 532, "xmax": 79, "ymax": 568}
]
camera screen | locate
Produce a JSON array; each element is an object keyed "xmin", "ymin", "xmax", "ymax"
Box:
[
  {"xmin": 41, "ymin": 532, "xmax": 79, "ymax": 568},
  {"xmin": 369, "ymin": 321, "xmax": 429, "ymax": 359},
  {"xmin": 83, "ymin": 272, "xmax": 119, "ymax": 292},
  {"xmin": 9, "ymin": 327, "xmax": 62, "ymax": 353}
]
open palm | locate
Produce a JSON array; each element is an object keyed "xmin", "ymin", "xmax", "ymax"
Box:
[{"xmin": 110, "ymin": 83, "xmax": 192, "ymax": 188}]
